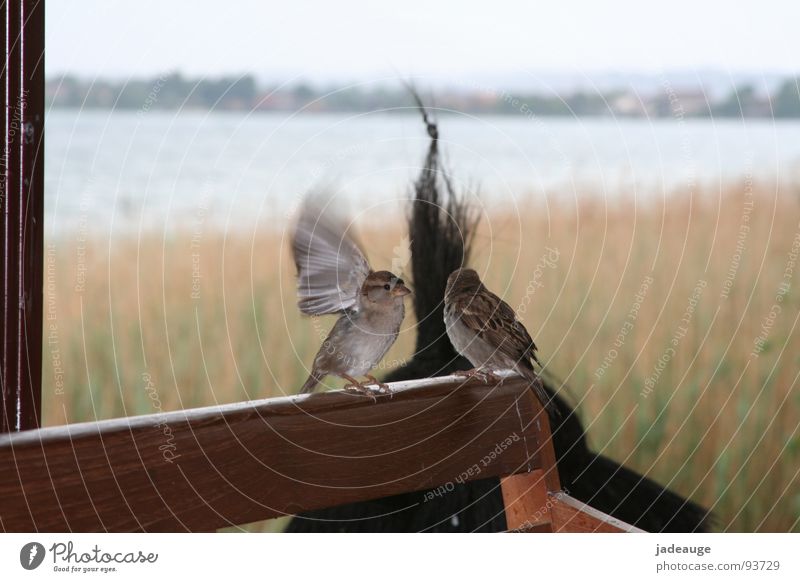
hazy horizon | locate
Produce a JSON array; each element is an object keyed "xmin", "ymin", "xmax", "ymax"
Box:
[{"xmin": 48, "ymin": 1, "xmax": 799, "ymax": 85}]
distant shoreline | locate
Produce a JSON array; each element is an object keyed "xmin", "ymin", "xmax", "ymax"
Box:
[
  {"xmin": 46, "ymin": 74, "xmax": 800, "ymax": 119},
  {"xmin": 45, "ymin": 106, "xmax": 800, "ymax": 121}
]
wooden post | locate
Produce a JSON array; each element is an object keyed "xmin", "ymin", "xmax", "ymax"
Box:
[
  {"xmin": 499, "ymin": 389, "xmax": 562, "ymax": 531},
  {"xmin": 499, "ymin": 386, "xmax": 644, "ymax": 532},
  {"xmin": 1, "ymin": 0, "xmax": 45, "ymax": 433}
]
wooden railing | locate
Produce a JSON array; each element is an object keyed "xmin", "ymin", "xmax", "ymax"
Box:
[{"xmin": 0, "ymin": 376, "xmax": 641, "ymax": 532}]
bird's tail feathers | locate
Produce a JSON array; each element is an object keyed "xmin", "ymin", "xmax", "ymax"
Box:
[
  {"xmin": 300, "ymin": 371, "xmax": 323, "ymax": 394},
  {"xmin": 518, "ymin": 364, "xmax": 561, "ymax": 419}
]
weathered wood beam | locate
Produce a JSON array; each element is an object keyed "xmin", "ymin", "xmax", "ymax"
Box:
[
  {"xmin": 0, "ymin": 376, "xmax": 550, "ymax": 532},
  {"xmin": 550, "ymin": 493, "xmax": 646, "ymax": 533}
]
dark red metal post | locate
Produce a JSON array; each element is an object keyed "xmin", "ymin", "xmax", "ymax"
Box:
[{"xmin": 1, "ymin": 0, "xmax": 45, "ymax": 433}]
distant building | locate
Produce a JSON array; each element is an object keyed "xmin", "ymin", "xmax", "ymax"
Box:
[
  {"xmin": 610, "ymin": 92, "xmax": 647, "ymax": 116},
  {"xmin": 649, "ymin": 90, "xmax": 709, "ymax": 117}
]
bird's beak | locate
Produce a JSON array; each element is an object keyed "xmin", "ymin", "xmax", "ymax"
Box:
[{"xmin": 392, "ymin": 282, "xmax": 412, "ymax": 297}]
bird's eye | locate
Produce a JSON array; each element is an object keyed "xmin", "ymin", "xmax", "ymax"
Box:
[{"xmin": 384, "ymin": 284, "xmax": 391, "ymax": 290}]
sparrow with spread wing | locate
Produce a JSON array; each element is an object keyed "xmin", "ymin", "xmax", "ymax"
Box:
[
  {"xmin": 292, "ymin": 196, "xmax": 411, "ymax": 395},
  {"xmin": 443, "ymin": 268, "xmax": 555, "ymax": 415}
]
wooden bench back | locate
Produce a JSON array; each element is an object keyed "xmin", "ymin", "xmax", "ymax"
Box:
[{"xmin": 1, "ymin": 377, "xmax": 574, "ymax": 532}]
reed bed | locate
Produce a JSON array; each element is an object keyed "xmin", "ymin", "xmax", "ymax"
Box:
[{"xmin": 42, "ymin": 179, "xmax": 800, "ymax": 532}]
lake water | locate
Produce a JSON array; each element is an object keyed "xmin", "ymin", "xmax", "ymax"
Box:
[{"xmin": 45, "ymin": 110, "xmax": 800, "ymax": 235}]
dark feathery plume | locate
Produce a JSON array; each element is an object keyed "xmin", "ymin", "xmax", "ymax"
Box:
[
  {"xmin": 399, "ymin": 85, "xmax": 479, "ymax": 377},
  {"xmin": 285, "ymin": 91, "xmax": 712, "ymax": 533}
]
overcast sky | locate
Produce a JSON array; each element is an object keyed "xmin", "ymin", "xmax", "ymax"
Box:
[{"xmin": 47, "ymin": 0, "xmax": 799, "ymax": 82}]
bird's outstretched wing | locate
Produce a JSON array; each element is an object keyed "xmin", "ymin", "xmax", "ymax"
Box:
[
  {"xmin": 292, "ymin": 196, "xmax": 371, "ymax": 315},
  {"xmin": 455, "ymin": 285, "xmax": 540, "ymax": 366}
]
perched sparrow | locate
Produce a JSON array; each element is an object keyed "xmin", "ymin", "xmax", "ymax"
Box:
[
  {"xmin": 444, "ymin": 268, "xmax": 555, "ymax": 415},
  {"xmin": 292, "ymin": 196, "xmax": 411, "ymax": 395}
]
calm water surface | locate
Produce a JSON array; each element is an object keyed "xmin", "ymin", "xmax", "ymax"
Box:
[{"xmin": 45, "ymin": 110, "xmax": 800, "ymax": 235}]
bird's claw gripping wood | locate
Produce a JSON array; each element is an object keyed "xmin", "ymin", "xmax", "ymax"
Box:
[
  {"xmin": 343, "ymin": 384, "xmax": 377, "ymax": 401},
  {"xmin": 341, "ymin": 375, "xmax": 378, "ymax": 401},
  {"xmin": 365, "ymin": 374, "xmax": 393, "ymax": 397},
  {"xmin": 455, "ymin": 368, "xmax": 503, "ymax": 385}
]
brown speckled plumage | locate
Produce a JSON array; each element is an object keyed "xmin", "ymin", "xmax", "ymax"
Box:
[
  {"xmin": 444, "ymin": 268, "xmax": 555, "ymax": 415},
  {"xmin": 292, "ymin": 197, "xmax": 410, "ymax": 393}
]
